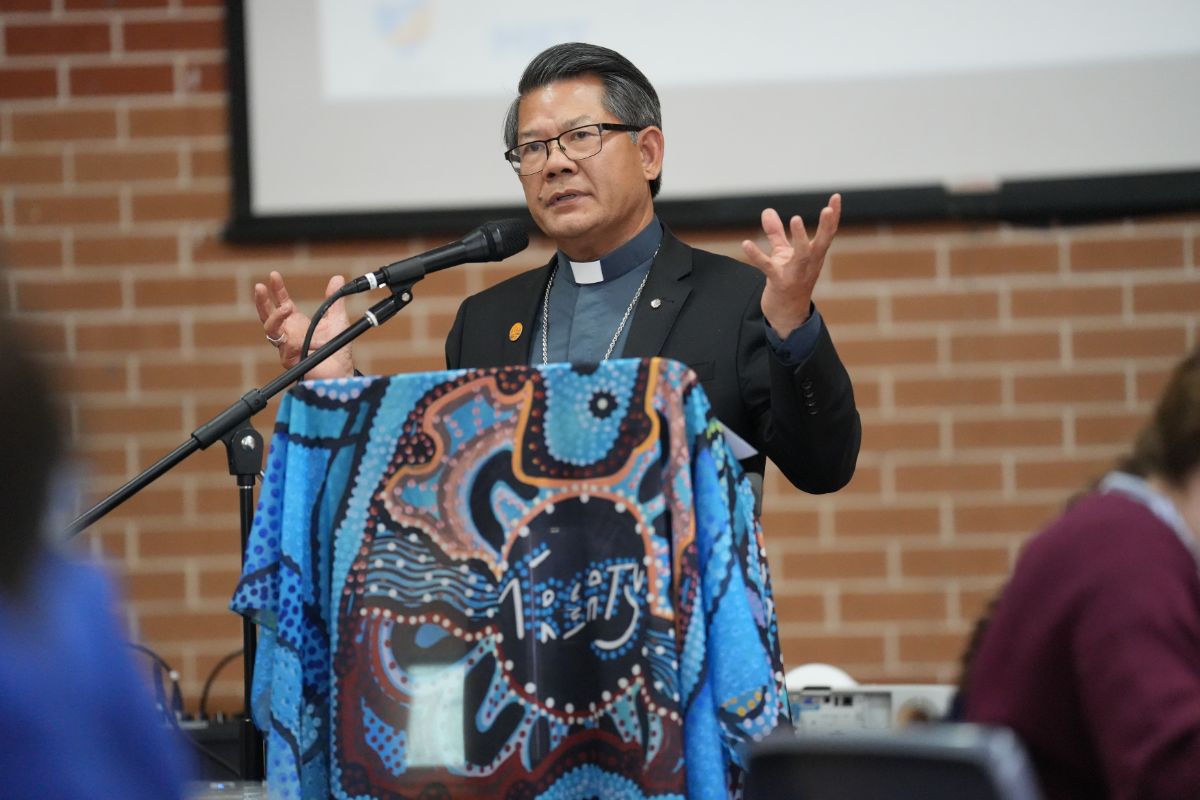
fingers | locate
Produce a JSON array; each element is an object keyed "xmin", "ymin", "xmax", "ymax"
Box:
[{"xmin": 740, "ymin": 238, "xmax": 772, "ymax": 274}]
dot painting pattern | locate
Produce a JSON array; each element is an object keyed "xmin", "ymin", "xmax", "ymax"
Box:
[{"xmin": 230, "ymin": 359, "xmax": 789, "ymax": 799}]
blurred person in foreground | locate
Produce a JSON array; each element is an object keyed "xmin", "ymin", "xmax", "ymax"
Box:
[
  {"xmin": 0, "ymin": 310, "xmax": 190, "ymax": 799},
  {"xmin": 961, "ymin": 348, "xmax": 1200, "ymax": 800}
]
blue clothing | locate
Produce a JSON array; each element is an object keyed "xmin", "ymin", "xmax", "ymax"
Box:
[{"xmin": 0, "ymin": 552, "xmax": 191, "ymax": 800}]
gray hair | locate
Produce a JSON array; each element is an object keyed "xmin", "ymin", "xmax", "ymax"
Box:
[{"xmin": 503, "ymin": 42, "xmax": 663, "ymax": 197}]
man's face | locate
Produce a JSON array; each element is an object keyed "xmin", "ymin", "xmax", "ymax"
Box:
[{"xmin": 515, "ymin": 75, "xmax": 663, "ymax": 261}]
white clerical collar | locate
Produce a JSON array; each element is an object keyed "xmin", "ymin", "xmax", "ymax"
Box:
[{"xmin": 560, "ymin": 218, "xmax": 663, "ymax": 286}]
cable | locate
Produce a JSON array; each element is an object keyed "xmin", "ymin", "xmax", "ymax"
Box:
[
  {"xmin": 199, "ymin": 647, "xmax": 244, "ymax": 720},
  {"xmin": 128, "ymin": 642, "xmax": 241, "ymax": 780}
]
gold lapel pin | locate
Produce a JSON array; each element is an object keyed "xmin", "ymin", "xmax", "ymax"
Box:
[{"xmin": 508, "ymin": 322, "xmax": 523, "ymax": 341}]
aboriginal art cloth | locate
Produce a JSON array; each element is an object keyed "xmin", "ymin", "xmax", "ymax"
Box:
[{"xmin": 230, "ymin": 358, "xmax": 790, "ymax": 799}]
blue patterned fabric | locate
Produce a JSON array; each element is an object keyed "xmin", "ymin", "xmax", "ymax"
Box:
[{"xmin": 231, "ymin": 358, "xmax": 789, "ymax": 799}]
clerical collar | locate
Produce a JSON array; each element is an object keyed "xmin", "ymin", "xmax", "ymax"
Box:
[{"xmin": 558, "ymin": 218, "xmax": 663, "ymax": 285}]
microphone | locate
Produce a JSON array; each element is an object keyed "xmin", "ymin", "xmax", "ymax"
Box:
[{"xmin": 344, "ymin": 218, "xmax": 529, "ymax": 295}]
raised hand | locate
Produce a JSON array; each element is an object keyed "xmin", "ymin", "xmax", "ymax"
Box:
[
  {"xmin": 740, "ymin": 193, "xmax": 841, "ymax": 338},
  {"xmin": 253, "ymin": 270, "xmax": 355, "ymax": 380}
]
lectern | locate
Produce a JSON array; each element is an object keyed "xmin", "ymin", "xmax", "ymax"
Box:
[{"xmin": 231, "ymin": 358, "xmax": 789, "ymax": 799}]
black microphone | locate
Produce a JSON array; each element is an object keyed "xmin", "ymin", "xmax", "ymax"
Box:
[{"xmin": 343, "ymin": 218, "xmax": 529, "ymax": 295}]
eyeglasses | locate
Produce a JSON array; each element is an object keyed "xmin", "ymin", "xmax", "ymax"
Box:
[{"xmin": 504, "ymin": 122, "xmax": 645, "ymax": 176}]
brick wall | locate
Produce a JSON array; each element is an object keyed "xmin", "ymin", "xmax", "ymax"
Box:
[{"xmin": 3, "ymin": 2, "xmax": 1197, "ymax": 712}]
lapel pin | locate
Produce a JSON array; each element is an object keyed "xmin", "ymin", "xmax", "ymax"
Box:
[
  {"xmin": 650, "ymin": 298, "xmax": 662, "ymax": 309},
  {"xmin": 508, "ymin": 322, "xmax": 524, "ymax": 341}
]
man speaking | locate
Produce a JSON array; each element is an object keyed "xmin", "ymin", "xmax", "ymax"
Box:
[{"xmin": 254, "ymin": 42, "xmax": 860, "ymax": 495}]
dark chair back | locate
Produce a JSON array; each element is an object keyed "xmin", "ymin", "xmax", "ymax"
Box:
[{"xmin": 744, "ymin": 723, "xmax": 1042, "ymax": 800}]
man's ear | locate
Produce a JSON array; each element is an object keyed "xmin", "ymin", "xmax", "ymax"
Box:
[{"xmin": 637, "ymin": 126, "xmax": 665, "ymax": 182}]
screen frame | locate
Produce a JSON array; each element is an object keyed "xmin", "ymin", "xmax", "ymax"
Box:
[{"xmin": 222, "ymin": 0, "xmax": 1200, "ymax": 243}]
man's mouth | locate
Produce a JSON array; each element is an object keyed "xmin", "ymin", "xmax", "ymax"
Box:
[{"xmin": 548, "ymin": 192, "xmax": 582, "ymax": 207}]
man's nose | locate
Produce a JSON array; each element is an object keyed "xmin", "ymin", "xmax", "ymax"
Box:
[{"xmin": 544, "ymin": 140, "xmax": 576, "ymax": 176}]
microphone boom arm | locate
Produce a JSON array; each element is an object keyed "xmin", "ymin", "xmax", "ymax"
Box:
[{"xmin": 65, "ymin": 281, "xmax": 419, "ymax": 537}]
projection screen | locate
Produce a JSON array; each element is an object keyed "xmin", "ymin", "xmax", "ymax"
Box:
[{"xmin": 224, "ymin": 0, "xmax": 1200, "ymax": 240}]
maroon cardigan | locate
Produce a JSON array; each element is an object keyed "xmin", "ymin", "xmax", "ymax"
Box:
[{"xmin": 964, "ymin": 490, "xmax": 1200, "ymax": 799}]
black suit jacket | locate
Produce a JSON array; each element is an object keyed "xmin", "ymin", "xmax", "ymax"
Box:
[{"xmin": 445, "ymin": 228, "xmax": 861, "ymax": 493}]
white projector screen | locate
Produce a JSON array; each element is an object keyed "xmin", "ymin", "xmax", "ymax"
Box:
[{"xmin": 224, "ymin": 0, "xmax": 1200, "ymax": 240}]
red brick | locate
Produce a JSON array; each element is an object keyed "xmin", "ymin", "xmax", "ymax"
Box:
[
  {"xmin": 11, "ymin": 318, "xmax": 68, "ymax": 353},
  {"xmin": 197, "ymin": 566, "xmax": 242, "ymax": 600},
  {"xmin": 5, "ymin": 22, "xmax": 111, "ymax": 56},
  {"xmin": 1, "ymin": 0, "xmax": 53, "ymax": 9},
  {"xmin": 65, "ymin": 0, "xmax": 168, "ymax": 7},
  {"xmin": 0, "ymin": 67, "xmax": 57, "ymax": 100},
  {"xmin": 180, "ymin": 60, "xmax": 225, "ymax": 93},
  {"xmin": 1013, "ymin": 372, "xmax": 1125, "ymax": 405},
  {"xmin": 894, "ymin": 376, "xmax": 1003, "ymax": 408},
  {"xmin": 960, "ymin": 583, "xmax": 1007, "ymax": 624},
  {"xmin": 861, "ymin": 420, "xmax": 941, "ymax": 451},
  {"xmin": 835, "ymin": 505, "xmax": 940, "ymax": 537},
  {"xmin": 76, "ymin": 442, "xmax": 130, "ymax": 477},
  {"xmin": 900, "ymin": 546, "xmax": 1010, "ymax": 578},
  {"xmin": 138, "ymin": 611, "xmax": 242, "ymax": 643},
  {"xmin": 781, "ymin": 634, "xmax": 886, "ymax": 666},
  {"xmin": 774, "ymin": 591, "xmax": 826, "ymax": 624},
  {"xmin": 134, "ymin": 276, "xmax": 237, "ymax": 308},
  {"xmin": 899, "ymin": 631, "xmax": 971, "ymax": 663},
  {"xmin": 60, "ymin": 361, "xmax": 129, "ymax": 394},
  {"xmin": 0, "ymin": 153, "xmax": 63, "ymax": 185},
  {"xmin": 954, "ymin": 502, "xmax": 1059, "ymax": 536},
  {"xmin": 1, "ymin": 237, "xmax": 64, "ymax": 269},
  {"xmin": 70, "ymin": 64, "xmax": 174, "ymax": 97},
  {"xmin": 122, "ymin": 568, "xmax": 187, "ymax": 602},
  {"xmin": 813, "ymin": 296, "xmax": 878, "ymax": 326},
  {"xmin": 949, "ymin": 243, "xmax": 1059, "ymax": 277},
  {"xmin": 953, "ymin": 417, "xmax": 1064, "ymax": 449},
  {"xmin": 1133, "ymin": 282, "xmax": 1200, "ymax": 314},
  {"xmin": 894, "ymin": 463, "xmax": 1004, "ymax": 493},
  {"xmin": 12, "ymin": 109, "xmax": 117, "ymax": 142},
  {"xmin": 840, "ymin": 464, "xmax": 883, "ymax": 495},
  {"xmin": 74, "ymin": 149, "xmax": 180, "ymax": 182},
  {"xmin": 124, "ymin": 19, "xmax": 224, "ymax": 52},
  {"xmin": 1011, "ymin": 285, "xmax": 1123, "ymax": 318},
  {"xmin": 191, "ymin": 233, "xmax": 295, "ymax": 263},
  {"xmin": 140, "ymin": 360, "xmax": 243, "ymax": 391},
  {"xmin": 841, "ymin": 590, "xmax": 948, "ymax": 623},
  {"xmin": 129, "ymin": 104, "xmax": 226, "ymax": 138},
  {"xmin": 1072, "ymin": 325, "xmax": 1188, "ymax": 360},
  {"xmin": 836, "ymin": 336, "xmax": 939, "ymax": 367},
  {"xmin": 77, "ymin": 321, "xmax": 180, "ymax": 352},
  {"xmin": 848, "ymin": 376, "xmax": 881, "ymax": 411},
  {"xmin": 1070, "ymin": 236, "xmax": 1185, "ymax": 272},
  {"xmin": 78, "ymin": 403, "xmax": 183, "ymax": 436},
  {"xmin": 1136, "ymin": 367, "xmax": 1172, "ymax": 403},
  {"xmin": 1014, "ymin": 456, "xmax": 1117, "ymax": 492},
  {"xmin": 75, "ymin": 234, "xmax": 178, "ymax": 267},
  {"xmin": 892, "ymin": 290, "xmax": 1000, "ymax": 323},
  {"xmin": 1074, "ymin": 411, "xmax": 1147, "ymax": 447},
  {"xmin": 131, "ymin": 189, "xmax": 229, "ymax": 222},
  {"xmin": 189, "ymin": 146, "xmax": 229, "ymax": 179},
  {"xmin": 779, "ymin": 549, "xmax": 888, "ymax": 581},
  {"xmin": 17, "ymin": 278, "xmax": 121, "ymax": 311},
  {"xmin": 832, "ymin": 249, "xmax": 937, "ymax": 282},
  {"xmin": 138, "ymin": 523, "xmax": 245, "ymax": 559},
  {"xmin": 950, "ymin": 331, "xmax": 1060, "ymax": 363},
  {"xmin": 760, "ymin": 508, "xmax": 820, "ymax": 540},
  {"xmin": 13, "ymin": 192, "xmax": 120, "ymax": 226}
]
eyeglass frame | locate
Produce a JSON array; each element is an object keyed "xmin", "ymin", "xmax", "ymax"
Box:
[{"xmin": 503, "ymin": 122, "xmax": 646, "ymax": 176}]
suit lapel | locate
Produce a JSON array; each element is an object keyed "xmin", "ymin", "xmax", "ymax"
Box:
[
  {"xmin": 622, "ymin": 228, "xmax": 693, "ymax": 358},
  {"xmin": 498, "ymin": 262, "xmax": 553, "ymax": 366}
]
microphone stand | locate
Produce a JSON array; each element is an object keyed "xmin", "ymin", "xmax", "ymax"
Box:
[{"xmin": 66, "ymin": 280, "xmax": 419, "ymax": 781}]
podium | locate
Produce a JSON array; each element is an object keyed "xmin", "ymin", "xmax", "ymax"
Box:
[{"xmin": 231, "ymin": 358, "xmax": 789, "ymax": 799}]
